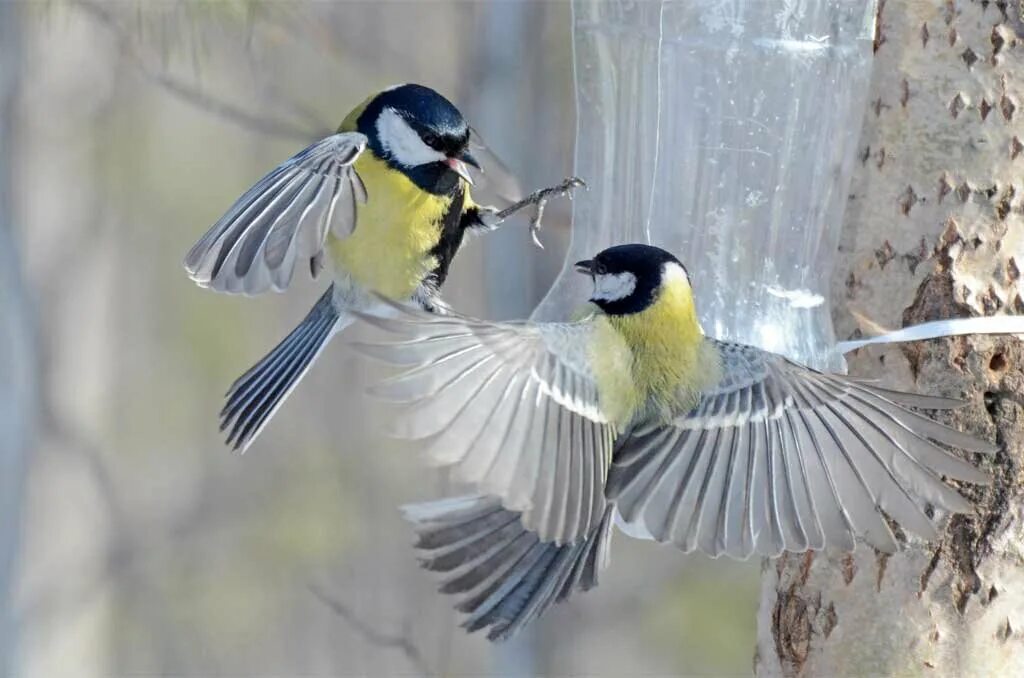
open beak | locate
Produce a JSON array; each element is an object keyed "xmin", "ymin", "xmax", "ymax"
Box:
[
  {"xmin": 446, "ymin": 152, "xmax": 478, "ymax": 186},
  {"xmin": 574, "ymin": 259, "xmax": 595, "ymax": 276}
]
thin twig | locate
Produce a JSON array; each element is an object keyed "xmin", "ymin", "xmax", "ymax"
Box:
[
  {"xmin": 75, "ymin": 0, "xmax": 319, "ymax": 143},
  {"xmin": 309, "ymin": 584, "xmax": 432, "ymax": 676},
  {"xmin": 495, "ymin": 176, "xmax": 587, "ymax": 249}
]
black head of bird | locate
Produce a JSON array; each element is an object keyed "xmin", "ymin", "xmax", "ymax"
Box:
[
  {"xmin": 357, "ymin": 83, "xmax": 480, "ymax": 191},
  {"xmin": 575, "ymin": 243, "xmax": 690, "ymax": 316}
]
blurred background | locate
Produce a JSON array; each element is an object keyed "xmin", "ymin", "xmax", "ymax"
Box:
[{"xmin": 2, "ymin": 1, "xmax": 760, "ymax": 675}]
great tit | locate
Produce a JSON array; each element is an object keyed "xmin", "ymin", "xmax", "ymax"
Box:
[
  {"xmin": 355, "ymin": 243, "xmax": 995, "ymax": 641},
  {"xmin": 184, "ymin": 83, "xmax": 540, "ymax": 451}
]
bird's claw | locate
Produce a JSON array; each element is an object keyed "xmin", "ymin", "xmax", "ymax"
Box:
[
  {"xmin": 497, "ymin": 176, "xmax": 586, "ymax": 249},
  {"xmin": 529, "ymin": 201, "xmax": 547, "ymax": 250}
]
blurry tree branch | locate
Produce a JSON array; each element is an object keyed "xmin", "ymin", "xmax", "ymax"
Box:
[
  {"xmin": 75, "ymin": 0, "xmax": 322, "ymax": 143},
  {"xmin": 309, "ymin": 584, "xmax": 431, "ymax": 676},
  {"xmin": 0, "ymin": 2, "xmax": 33, "ymax": 671}
]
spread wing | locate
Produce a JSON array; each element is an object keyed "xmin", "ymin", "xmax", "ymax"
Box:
[
  {"xmin": 607, "ymin": 340, "xmax": 995, "ymax": 559},
  {"xmin": 184, "ymin": 133, "xmax": 368, "ymax": 295},
  {"xmin": 354, "ymin": 301, "xmax": 616, "ymax": 546},
  {"xmin": 465, "ymin": 127, "xmax": 523, "ymax": 208}
]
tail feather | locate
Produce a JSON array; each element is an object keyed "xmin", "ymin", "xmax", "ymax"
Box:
[
  {"xmin": 221, "ymin": 286, "xmax": 346, "ymax": 451},
  {"xmin": 403, "ymin": 495, "xmax": 615, "ymax": 642}
]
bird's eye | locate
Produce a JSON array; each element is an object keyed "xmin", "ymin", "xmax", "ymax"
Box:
[
  {"xmin": 594, "ymin": 262, "xmax": 607, "ymax": 275},
  {"xmin": 420, "ymin": 132, "xmax": 439, "ymax": 149}
]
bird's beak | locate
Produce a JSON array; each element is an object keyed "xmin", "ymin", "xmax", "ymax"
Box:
[
  {"xmin": 574, "ymin": 259, "xmax": 595, "ymax": 276},
  {"xmin": 446, "ymin": 157, "xmax": 475, "ymax": 186},
  {"xmin": 459, "ymin": 149, "xmax": 482, "ymax": 170}
]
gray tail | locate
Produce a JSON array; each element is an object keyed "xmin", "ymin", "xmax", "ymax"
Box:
[
  {"xmin": 403, "ymin": 495, "xmax": 614, "ymax": 642},
  {"xmin": 220, "ymin": 286, "xmax": 346, "ymax": 451}
]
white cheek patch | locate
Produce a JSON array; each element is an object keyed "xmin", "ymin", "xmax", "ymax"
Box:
[
  {"xmin": 592, "ymin": 271, "xmax": 637, "ymax": 302},
  {"xmin": 661, "ymin": 261, "xmax": 690, "ymax": 288},
  {"xmin": 376, "ymin": 107, "xmax": 446, "ymax": 168}
]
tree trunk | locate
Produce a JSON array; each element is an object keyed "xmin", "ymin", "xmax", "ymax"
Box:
[
  {"xmin": 756, "ymin": 1, "xmax": 1024, "ymax": 675},
  {"xmin": 0, "ymin": 2, "xmax": 34, "ymax": 672}
]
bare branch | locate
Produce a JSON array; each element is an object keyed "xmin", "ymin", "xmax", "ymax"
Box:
[
  {"xmin": 75, "ymin": 0, "xmax": 321, "ymax": 143},
  {"xmin": 495, "ymin": 176, "xmax": 586, "ymax": 248},
  {"xmin": 309, "ymin": 584, "xmax": 432, "ymax": 676}
]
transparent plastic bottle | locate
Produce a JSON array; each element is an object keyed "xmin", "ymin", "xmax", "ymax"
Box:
[{"xmin": 533, "ymin": 0, "xmax": 877, "ymax": 371}]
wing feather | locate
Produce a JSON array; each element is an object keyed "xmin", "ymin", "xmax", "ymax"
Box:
[
  {"xmin": 722, "ymin": 424, "xmax": 753, "ymax": 557},
  {"xmin": 609, "ymin": 340, "xmax": 991, "ymax": 558},
  {"xmin": 354, "ymin": 302, "xmax": 617, "ymax": 545},
  {"xmin": 769, "ymin": 419, "xmax": 807, "ymax": 551},
  {"xmin": 465, "ymin": 127, "xmax": 524, "ymax": 208},
  {"xmin": 791, "ymin": 407, "xmax": 859, "ymax": 552},
  {"xmin": 779, "ymin": 414, "xmax": 826, "ymax": 550},
  {"xmin": 184, "ymin": 133, "xmax": 368, "ymax": 295},
  {"xmin": 818, "ymin": 394, "xmax": 939, "ymax": 538},
  {"xmin": 502, "ymin": 380, "xmax": 546, "ymax": 512},
  {"xmin": 459, "ymin": 370, "xmax": 529, "ymax": 482},
  {"xmin": 693, "ymin": 427, "xmax": 728, "ymax": 554},
  {"xmin": 759, "ymin": 420, "xmax": 786, "ymax": 553},
  {"xmin": 791, "ymin": 379, "xmax": 899, "ymax": 552}
]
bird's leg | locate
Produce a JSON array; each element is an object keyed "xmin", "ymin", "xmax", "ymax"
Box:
[{"xmin": 487, "ymin": 176, "xmax": 587, "ymax": 249}]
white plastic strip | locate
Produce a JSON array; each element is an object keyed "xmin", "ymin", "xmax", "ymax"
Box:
[{"xmin": 836, "ymin": 315, "xmax": 1024, "ymax": 354}]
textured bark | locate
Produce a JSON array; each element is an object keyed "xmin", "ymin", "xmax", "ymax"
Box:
[{"xmin": 756, "ymin": 1, "xmax": 1024, "ymax": 675}]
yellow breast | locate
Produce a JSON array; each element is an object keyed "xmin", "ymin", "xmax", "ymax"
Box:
[
  {"xmin": 588, "ymin": 318, "xmax": 640, "ymax": 430},
  {"xmin": 589, "ymin": 280, "xmax": 721, "ymax": 429},
  {"xmin": 328, "ymin": 153, "xmax": 453, "ymax": 300}
]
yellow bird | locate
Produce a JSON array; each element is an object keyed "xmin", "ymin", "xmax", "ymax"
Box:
[
  {"xmin": 184, "ymin": 84, "xmax": 555, "ymax": 451},
  {"xmin": 355, "ymin": 243, "xmax": 994, "ymax": 641}
]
